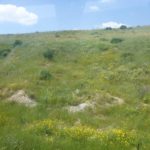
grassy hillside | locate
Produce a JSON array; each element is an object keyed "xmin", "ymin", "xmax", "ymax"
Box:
[{"xmin": 0, "ymin": 26, "xmax": 150, "ymax": 150}]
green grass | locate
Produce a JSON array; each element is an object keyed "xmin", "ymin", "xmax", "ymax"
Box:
[{"xmin": 0, "ymin": 26, "xmax": 150, "ymax": 149}]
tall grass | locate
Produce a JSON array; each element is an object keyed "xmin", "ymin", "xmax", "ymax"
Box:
[{"xmin": 0, "ymin": 26, "xmax": 150, "ymax": 149}]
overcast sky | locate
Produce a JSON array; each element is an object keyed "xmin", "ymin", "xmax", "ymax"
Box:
[{"xmin": 0, "ymin": 0, "xmax": 150, "ymax": 34}]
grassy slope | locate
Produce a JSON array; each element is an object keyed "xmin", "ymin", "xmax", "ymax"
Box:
[{"xmin": 0, "ymin": 26, "xmax": 150, "ymax": 150}]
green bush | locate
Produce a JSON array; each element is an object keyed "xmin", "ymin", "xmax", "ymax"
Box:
[
  {"xmin": 120, "ymin": 25, "xmax": 128, "ymax": 29},
  {"xmin": 55, "ymin": 33, "xmax": 60, "ymax": 38},
  {"xmin": 43, "ymin": 49, "xmax": 54, "ymax": 60},
  {"xmin": 13, "ymin": 40, "xmax": 23, "ymax": 47},
  {"xmin": 105, "ymin": 27, "xmax": 112, "ymax": 30},
  {"xmin": 0, "ymin": 49, "xmax": 11, "ymax": 58},
  {"xmin": 111, "ymin": 38, "xmax": 124, "ymax": 44},
  {"xmin": 39, "ymin": 70, "xmax": 52, "ymax": 80}
]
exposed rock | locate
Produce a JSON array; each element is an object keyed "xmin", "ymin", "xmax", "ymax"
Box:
[
  {"xmin": 67, "ymin": 101, "xmax": 94, "ymax": 113},
  {"xmin": 8, "ymin": 90, "xmax": 37, "ymax": 107},
  {"xmin": 67, "ymin": 91, "xmax": 125, "ymax": 113}
]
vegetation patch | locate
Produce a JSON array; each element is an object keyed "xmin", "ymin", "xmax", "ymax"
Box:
[
  {"xmin": 120, "ymin": 25, "xmax": 128, "ymax": 29},
  {"xmin": 28, "ymin": 119, "xmax": 58, "ymax": 136},
  {"xmin": 0, "ymin": 49, "xmax": 11, "ymax": 58},
  {"xmin": 27, "ymin": 119, "xmax": 138, "ymax": 149},
  {"xmin": 43, "ymin": 49, "xmax": 54, "ymax": 60},
  {"xmin": 39, "ymin": 70, "xmax": 52, "ymax": 80},
  {"xmin": 111, "ymin": 38, "xmax": 124, "ymax": 44},
  {"xmin": 13, "ymin": 40, "xmax": 23, "ymax": 47},
  {"xmin": 0, "ymin": 27, "xmax": 150, "ymax": 150}
]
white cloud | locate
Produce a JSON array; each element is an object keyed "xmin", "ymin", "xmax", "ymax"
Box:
[
  {"xmin": 89, "ymin": 5, "xmax": 100, "ymax": 12},
  {"xmin": 101, "ymin": 21, "xmax": 125, "ymax": 28},
  {"xmin": 84, "ymin": 2, "xmax": 100, "ymax": 13},
  {"xmin": 84, "ymin": 0, "xmax": 115, "ymax": 13},
  {"xmin": 0, "ymin": 4, "xmax": 38, "ymax": 25},
  {"xmin": 84, "ymin": 1, "xmax": 101, "ymax": 13}
]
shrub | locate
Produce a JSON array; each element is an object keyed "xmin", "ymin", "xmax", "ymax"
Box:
[
  {"xmin": 120, "ymin": 25, "xmax": 128, "ymax": 29},
  {"xmin": 13, "ymin": 40, "xmax": 22, "ymax": 47},
  {"xmin": 0, "ymin": 49, "xmax": 11, "ymax": 58},
  {"xmin": 105, "ymin": 27, "xmax": 112, "ymax": 30},
  {"xmin": 43, "ymin": 49, "xmax": 54, "ymax": 60},
  {"xmin": 55, "ymin": 33, "xmax": 60, "ymax": 38},
  {"xmin": 39, "ymin": 70, "xmax": 52, "ymax": 80},
  {"xmin": 111, "ymin": 38, "xmax": 124, "ymax": 44}
]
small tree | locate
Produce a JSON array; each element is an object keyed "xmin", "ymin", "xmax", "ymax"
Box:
[
  {"xmin": 105, "ymin": 27, "xmax": 112, "ymax": 30},
  {"xmin": 39, "ymin": 70, "xmax": 52, "ymax": 80},
  {"xmin": 0, "ymin": 49, "xmax": 11, "ymax": 58},
  {"xmin": 120, "ymin": 25, "xmax": 127, "ymax": 30},
  {"xmin": 43, "ymin": 49, "xmax": 54, "ymax": 60},
  {"xmin": 13, "ymin": 40, "xmax": 22, "ymax": 47}
]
